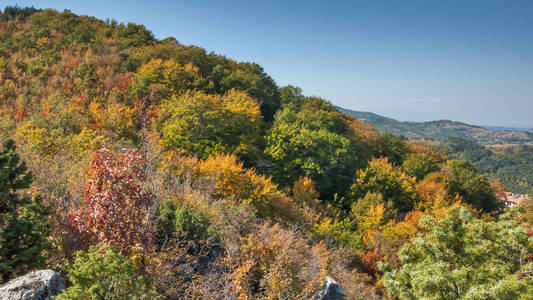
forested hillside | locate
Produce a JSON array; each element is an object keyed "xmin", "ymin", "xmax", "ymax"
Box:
[
  {"xmin": 341, "ymin": 108, "xmax": 533, "ymax": 194},
  {"xmin": 341, "ymin": 108, "xmax": 533, "ymax": 145},
  {"xmin": 1, "ymin": 7, "xmax": 532, "ymax": 299},
  {"xmin": 439, "ymin": 138, "xmax": 533, "ymax": 194}
]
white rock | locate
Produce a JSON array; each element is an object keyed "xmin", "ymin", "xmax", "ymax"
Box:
[
  {"xmin": 0, "ymin": 270, "xmax": 65, "ymax": 300},
  {"xmin": 314, "ymin": 276, "xmax": 346, "ymax": 300}
]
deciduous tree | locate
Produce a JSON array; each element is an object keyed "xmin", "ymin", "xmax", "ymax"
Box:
[
  {"xmin": 351, "ymin": 157, "xmax": 417, "ymax": 212},
  {"xmin": 443, "ymin": 160, "xmax": 502, "ymax": 212},
  {"xmin": 266, "ymin": 102, "xmax": 367, "ymax": 200},
  {"xmin": 158, "ymin": 90, "xmax": 263, "ymax": 161},
  {"xmin": 69, "ymin": 147, "xmax": 154, "ymax": 251}
]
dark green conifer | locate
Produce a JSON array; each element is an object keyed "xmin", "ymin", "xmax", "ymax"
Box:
[{"xmin": 0, "ymin": 139, "xmax": 50, "ymax": 282}]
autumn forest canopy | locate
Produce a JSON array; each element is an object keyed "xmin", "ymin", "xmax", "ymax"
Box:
[{"xmin": 0, "ymin": 6, "xmax": 532, "ymax": 299}]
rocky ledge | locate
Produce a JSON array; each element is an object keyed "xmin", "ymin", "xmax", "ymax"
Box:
[
  {"xmin": 314, "ymin": 276, "xmax": 346, "ymax": 300},
  {"xmin": 0, "ymin": 270, "xmax": 65, "ymax": 300}
]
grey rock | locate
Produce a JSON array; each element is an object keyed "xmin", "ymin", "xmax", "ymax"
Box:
[
  {"xmin": 0, "ymin": 270, "xmax": 65, "ymax": 300},
  {"xmin": 314, "ymin": 276, "xmax": 345, "ymax": 300}
]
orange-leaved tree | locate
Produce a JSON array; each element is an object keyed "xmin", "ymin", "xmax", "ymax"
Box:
[
  {"xmin": 69, "ymin": 147, "xmax": 154, "ymax": 251},
  {"xmin": 193, "ymin": 154, "xmax": 300, "ymax": 222}
]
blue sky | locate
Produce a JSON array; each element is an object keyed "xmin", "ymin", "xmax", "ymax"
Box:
[{"xmin": 6, "ymin": 0, "xmax": 533, "ymax": 127}]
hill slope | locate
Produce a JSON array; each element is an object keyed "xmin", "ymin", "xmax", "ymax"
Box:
[
  {"xmin": 438, "ymin": 138, "xmax": 533, "ymax": 194},
  {"xmin": 339, "ymin": 108, "xmax": 533, "ymax": 145}
]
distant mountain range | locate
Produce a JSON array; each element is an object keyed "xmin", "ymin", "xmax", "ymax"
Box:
[
  {"xmin": 339, "ymin": 108, "xmax": 533, "ymax": 145},
  {"xmin": 482, "ymin": 126, "xmax": 533, "ymax": 133}
]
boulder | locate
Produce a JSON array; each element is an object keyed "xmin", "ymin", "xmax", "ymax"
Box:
[
  {"xmin": 0, "ymin": 270, "xmax": 65, "ymax": 300},
  {"xmin": 314, "ymin": 276, "xmax": 345, "ymax": 300}
]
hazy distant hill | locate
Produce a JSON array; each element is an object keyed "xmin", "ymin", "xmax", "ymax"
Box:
[
  {"xmin": 483, "ymin": 126, "xmax": 533, "ymax": 133},
  {"xmin": 339, "ymin": 108, "xmax": 533, "ymax": 145}
]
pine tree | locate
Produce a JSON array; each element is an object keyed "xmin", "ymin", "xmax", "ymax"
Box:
[
  {"xmin": 55, "ymin": 243, "xmax": 163, "ymax": 300},
  {"xmin": 0, "ymin": 139, "xmax": 50, "ymax": 282}
]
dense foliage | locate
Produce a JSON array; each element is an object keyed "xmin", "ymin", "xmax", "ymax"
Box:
[
  {"xmin": 69, "ymin": 147, "xmax": 154, "ymax": 252},
  {"xmin": 351, "ymin": 157, "xmax": 417, "ymax": 212},
  {"xmin": 0, "ymin": 6, "xmax": 531, "ymax": 299},
  {"xmin": 440, "ymin": 138, "xmax": 533, "ymax": 194},
  {"xmin": 265, "ymin": 100, "xmax": 369, "ymax": 200},
  {"xmin": 56, "ymin": 243, "xmax": 162, "ymax": 300},
  {"xmin": 0, "ymin": 139, "xmax": 50, "ymax": 282},
  {"xmin": 381, "ymin": 206, "xmax": 533, "ymax": 299},
  {"xmin": 157, "ymin": 90, "xmax": 263, "ymax": 160}
]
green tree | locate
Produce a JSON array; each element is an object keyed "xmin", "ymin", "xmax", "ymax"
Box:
[
  {"xmin": 375, "ymin": 133, "xmax": 409, "ymax": 166},
  {"xmin": 55, "ymin": 243, "xmax": 162, "ymax": 300},
  {"xmin": 350, "ymin": 192, "xmax": 394, "ymax": 221},
  {"xmin": 0, "ymin": 139, "xmax": 50, "ymax": 282},
  {"xmin": 1, "ymin": 5, "xmax": 40, "ymax": 21},
  {"xmin": 215, "ymin": 62, "xmax": 280, "ymax": 122},
  {"xmin": 265, "ymin": 101, "xmax": 367, "ymax": 200},
  {"xmin": 157, "ymin": 89, "xmax": 263, "ymax": 161},
  {"xmin": 156, "ymin": 203, "xmax": 216, "ymax": 243},
  {"xmin": 402, "ymin": 153, "xmax": 440, "ymax": 180},
  {"xmin": 381, "ymin": 206, "xmax": 533, "ymax": 299},
  {"xmin": 279, "ymin": 85, "xmax": 305, "ymax": 108},
  {"xmin": 444, "ymin": 160, "xmax": 502, "ymax": 212},
  {"xmin": 351, "ymin": 157, "xmax": 417, "ymax": 212}
]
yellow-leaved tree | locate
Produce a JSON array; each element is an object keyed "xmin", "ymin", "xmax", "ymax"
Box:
[
  {"xmin": 352, "ymin": 157, "xmax": 417, "ymax": 212},
  {"xmin": 193, "ymin": 154, "xmax": 301, "ymax": 222},
  {"xmin": 158, "ymin": 90, "xmax": 263, "ymax": 161}
]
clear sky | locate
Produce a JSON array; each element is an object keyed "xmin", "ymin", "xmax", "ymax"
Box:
[{"xmin": 6, "ymin": 0, "xmax": 533, "ymax": 127}]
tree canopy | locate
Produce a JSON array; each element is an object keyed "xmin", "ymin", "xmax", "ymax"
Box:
[
  {"xmin": 381, "ymin": 206, "xmax": 533, "ymax": 299},
  {"xmin": 0, "ymin": 7, "xmax": 526, "ymax": 299}
]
